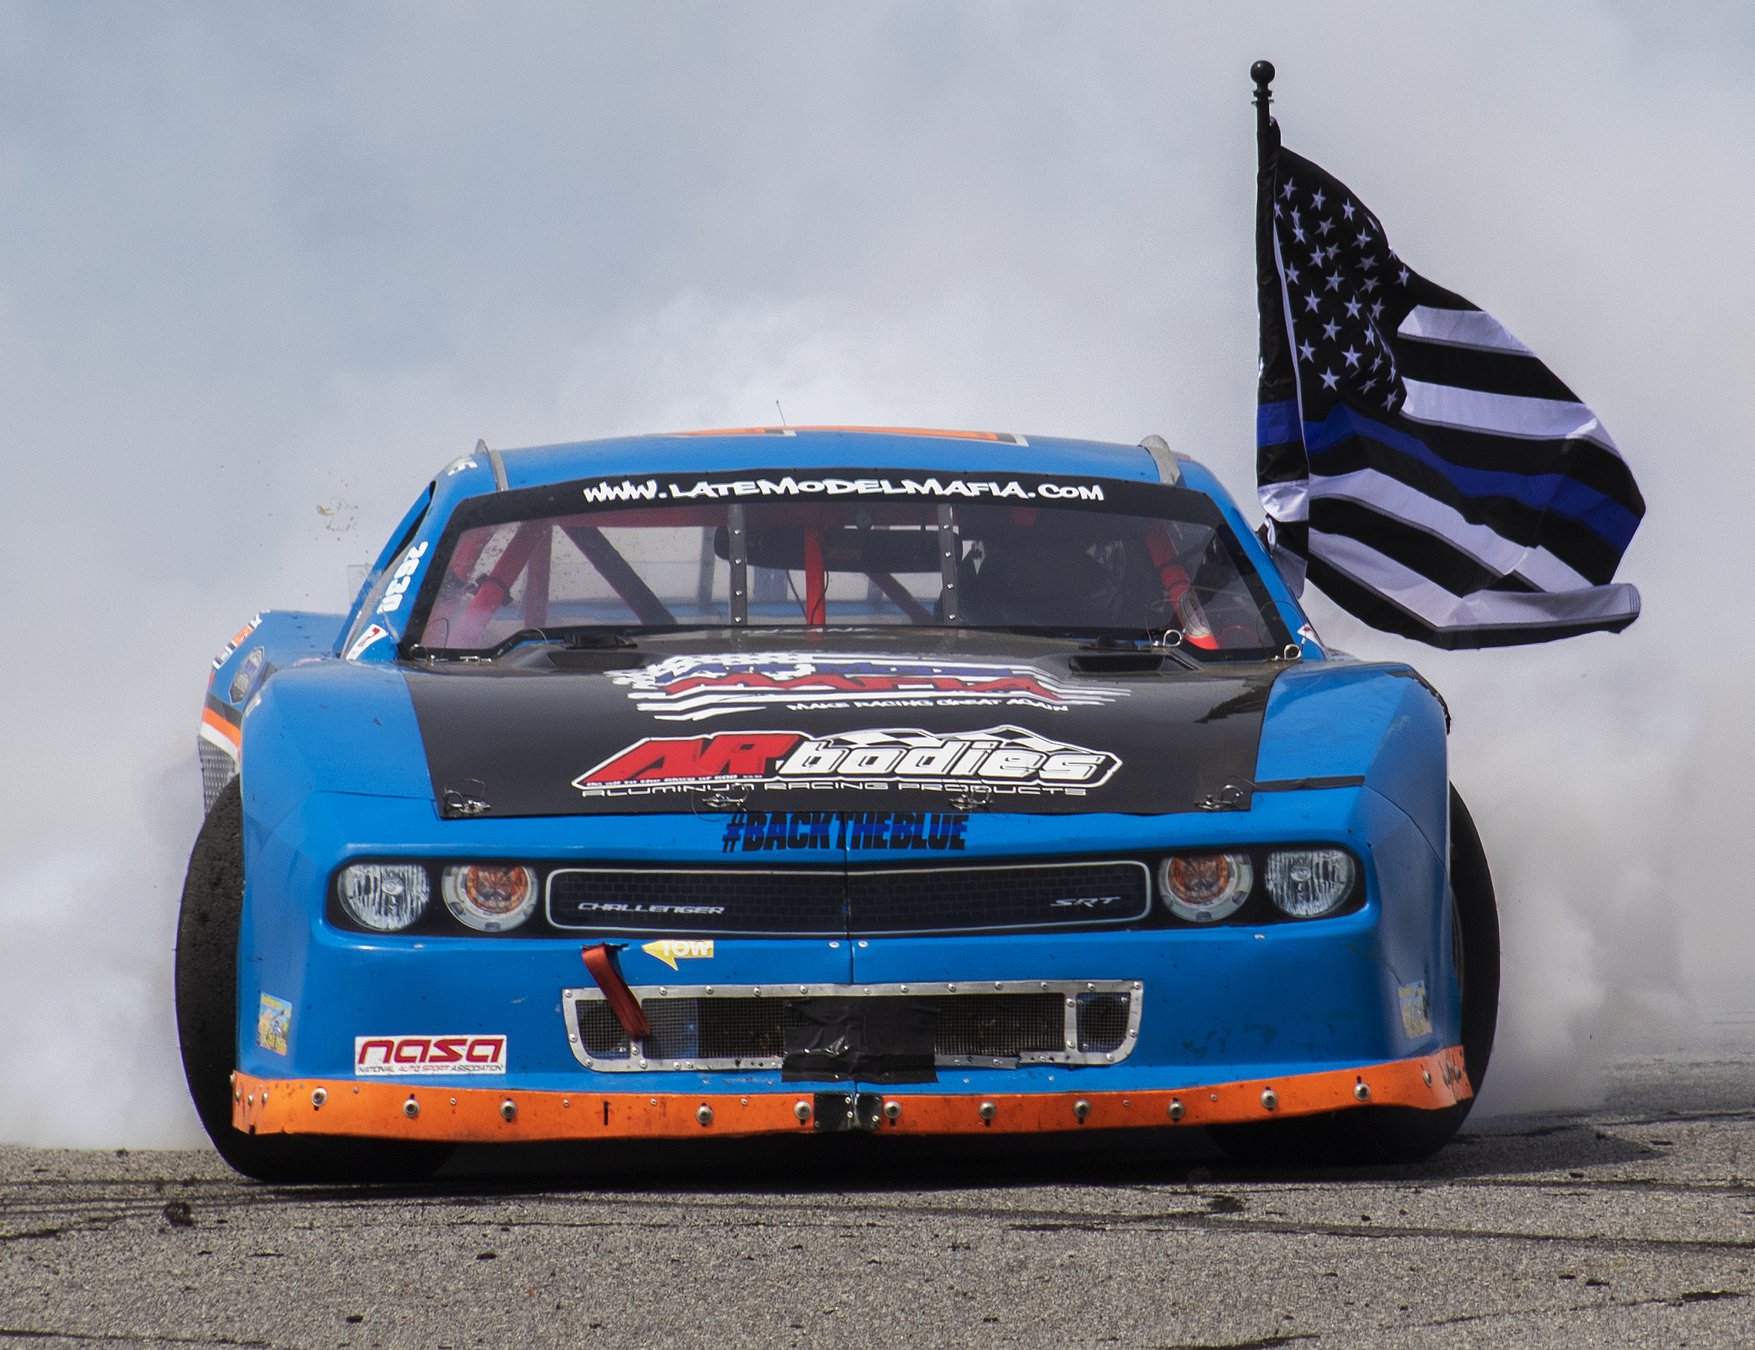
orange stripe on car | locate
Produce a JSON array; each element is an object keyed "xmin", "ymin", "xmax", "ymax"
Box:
[
  {"xmin": 232, "ymin": 1047, "xmax": 1469, "ymax": 1143},
  {"xmin": 201, "ymin": 706, "xmax": 242, "ymax": 751}
]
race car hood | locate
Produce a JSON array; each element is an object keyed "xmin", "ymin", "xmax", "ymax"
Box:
[{"xmin": 401, "ymin": 638, "xmax": 1283, "ymax": 818}]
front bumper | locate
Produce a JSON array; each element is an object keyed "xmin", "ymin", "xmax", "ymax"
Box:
[
  {"xmin": 234, "ymin": 1046, "xmax": 1469, "ymax": 1141},
  {"xmin": 236, "ymin": 786, "xmax": 1461, "ymax": 1143}
]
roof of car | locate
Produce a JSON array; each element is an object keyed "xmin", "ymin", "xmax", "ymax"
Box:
[{"xmin": 492, "ymin": 426, "xmax": 1211, "ymax": 493}]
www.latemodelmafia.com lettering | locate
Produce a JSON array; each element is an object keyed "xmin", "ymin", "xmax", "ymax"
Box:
[{"xmin": 579, "ymin": 476, "xmax": 1105, "ymax": 503}]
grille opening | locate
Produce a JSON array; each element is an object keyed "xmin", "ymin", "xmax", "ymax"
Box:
[
  {"xmin": 569, "ymin": 982, "xmax": 1138, "ymax": 1070},
  {"xmin": 933, "ymin": 993, "xmax": 1064, "ymax": 1058},
  {"xmin": 577, "ymin": 1001, "xmax": 632, "ymax": 1060},
  {"xmin": 1076, "ymin": 992, "xmax": 1131, "ymax": 1054}
]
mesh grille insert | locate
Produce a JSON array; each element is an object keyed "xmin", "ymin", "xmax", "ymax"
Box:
[
  {"xmin": 548, "ymin": 860, "xmax": 1149, "ymax": 936},
  {"xmin": 1076, "ymin": 992, "xmax": 1131, "ymax": 1054},
  {"xmin": 199, "ymin": 741, "xmax": 238, "ymax": 814},
  {"xmin": 849, "ymin": 861, "xmax": 1149, "ymax": 933},
  {"xmin": 566, "ymin": 981, "xmax": 1139, "ymax": 1071}
]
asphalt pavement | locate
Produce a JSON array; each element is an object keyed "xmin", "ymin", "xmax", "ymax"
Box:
[{"xmin": 3, "ymin": 1045, "xmax": 1751, "ymax": 1349}]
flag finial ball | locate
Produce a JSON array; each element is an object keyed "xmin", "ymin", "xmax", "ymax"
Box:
[{"xmin": 1251, "ymin": 60, "xmax": 1275, "ymax": 87}]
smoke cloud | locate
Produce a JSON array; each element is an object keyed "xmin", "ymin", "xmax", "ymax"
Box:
[{"xmin": 1, "ymin": 3, "xmax": 1747, "ymax": 1144}]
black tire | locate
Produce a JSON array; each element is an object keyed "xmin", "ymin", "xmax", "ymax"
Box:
[
  {"xmin": 1211, "ymin": 786, "xmax": 1500, "ymax": 1166},
  {"xmin": 175, "ymin": 780, "xmax": 452, "ymax": 1184}
]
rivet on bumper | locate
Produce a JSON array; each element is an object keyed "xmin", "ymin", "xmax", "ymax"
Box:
[
  {"xmin": 500, "ymin": 1099, "xmax": 517, "ymax": 1122},
  {"xmin": 311, "ymin": 1088, "xmax": 327, "ymax": 1109},
  {"xmin": 1167, "ymin": 1098, "xmax": 1185, "ymax": 1122},
  {"xmin": 977, "ymin": 1101, "xmax": 996, "ymax": 1123},
  {"xmin": 794, "ymin": 1099, "xmax": 812, "ymax": 1123},
  {"xmin": 403, "ymin": 1096, "xmax": 420, "ymax": 1119},
  {"xmin": 1072, "ymin": 1099, "xmax": 1091, "ymax": 1121},
  {"xmin": 883, "ymin": 1100, "xmax": 902, "ymax": 1122},
  {"xmin": 1354, "ymin": 1080, "xmax": 1371, "ymax": 1102},
  {"xmin": 696, "ymin": 1105, "xmax": 714, "ymax": 1127},
  {"xmin": 1260, "ymin": 1088, "xmax": 1279, "ymax": 1112}
]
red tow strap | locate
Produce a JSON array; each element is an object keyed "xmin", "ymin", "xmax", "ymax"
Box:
[{"xmin": 581, "ymin": 944, "xmax": 651, "ymax": 1039}]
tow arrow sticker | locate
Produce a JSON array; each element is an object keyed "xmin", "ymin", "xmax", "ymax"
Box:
[{"xmin": 641, "ymin": 939, "xmax": 716, "ymax": 970}]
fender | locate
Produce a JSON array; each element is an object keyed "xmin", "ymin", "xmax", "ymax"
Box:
[
  {"xmin": 238, "ymin": 661, "xmax": 434, "ymax": 840},
  {"xmin": 201, "ymin": 610, "xmax": 347, "ymax": 813},
  {"xmin": 1253, "ymin": 660, "xmax": 1449, "ymax": 856}
]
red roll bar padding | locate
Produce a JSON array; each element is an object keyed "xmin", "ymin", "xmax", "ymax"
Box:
[
  {"xmin": 1145, "ymin": 526, "xmax": 1218, "ymax": 649},
  {"xmin": 803, "ymin": 526, "xmax": 826, "ymax": 626},
  {"xmin": 446, "ymin": 521, "xmax": 549, "ymax": 648}
]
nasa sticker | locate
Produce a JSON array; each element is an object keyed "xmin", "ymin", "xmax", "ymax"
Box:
[{"xmin": 376, "ymin": 541, "xmax": 429, "ymax": 616}]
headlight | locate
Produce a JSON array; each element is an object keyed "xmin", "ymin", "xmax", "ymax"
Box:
[
  {"xmin": 1265, "ymin": 848, "xmax": 1357, "ymax": 918},
  {"xmin": 442, "ymin": 863, "xmax": 539, "ymax": 932},
  {"xmin": 1159, "ymin": 852, "xmax": 1253, "ymax": 923},
  {"xmin": 338, "ymin": 863, "xmax": 431, "ymax": 932}
]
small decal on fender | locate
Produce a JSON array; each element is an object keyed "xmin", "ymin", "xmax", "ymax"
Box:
[
  {"xmin": 1398, "ymin": 982, "xmax": 1432, "ymax": 1038},
  {"xmin": 346, "ymin": 623, "xmax": 391, "ymax": 661},
  {"xmin": 257, "ymin": 994, "xmax": 291, "ymax": 1056},
  {"xmin": 641, "ymin": 939, "xmax": 716, "ymax": 970}
]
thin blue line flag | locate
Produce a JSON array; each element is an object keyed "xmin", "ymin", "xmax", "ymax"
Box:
[{"xmin": 1256, "ymin": 125, "xmax": 1644, "ymax": 648}]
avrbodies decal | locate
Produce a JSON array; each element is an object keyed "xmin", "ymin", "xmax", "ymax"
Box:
[
  {"xmin": 575, "ymin": 725, "xmax": 1120, "ymax": 800},
  {"xmin": 722, "ymin": 809, "xmax": 969, "ymax": 853},
  {"xmin": 611, "ymin": 653, "xmax": 1126, "ymax": 722}
]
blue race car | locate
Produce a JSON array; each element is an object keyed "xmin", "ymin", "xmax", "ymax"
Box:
[{"xmin": 178, "ymin": 426, "xmax": 1497, "ymax": 1181}]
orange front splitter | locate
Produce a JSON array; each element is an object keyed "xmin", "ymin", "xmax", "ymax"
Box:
[{"xmin": 233, "ymin": 1047, "xmax": 1469, "ymax": 1143}]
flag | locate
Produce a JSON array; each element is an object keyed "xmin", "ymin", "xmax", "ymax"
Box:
[{"xmin": 1255, "ymin": 129, "xmax": 1644, "ymax": 649}]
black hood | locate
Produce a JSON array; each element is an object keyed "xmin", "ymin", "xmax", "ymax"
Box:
[{"xmin": 402, "ymin": 634, "xmax": 1282, "ymax": 818}]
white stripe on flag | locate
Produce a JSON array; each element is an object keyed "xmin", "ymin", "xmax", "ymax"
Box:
[
  {"xmin": 1397, "ymin": 305, "xmax": 1532, "ymax": 355},
  {"xmin": 1401, "ymin": 379, "xmax": 1622, "ymax": 456},
  {"xmin": 1309, "ymin": 529, "xmax": 1642, "ymax": 634},
  {"xmin": 1309, "ymin": 468, "xmax": 1594, "ymax": 593},
  {"xmin": 1259, "ymin": 477, "xmax": 1309, "ymax": 524}
]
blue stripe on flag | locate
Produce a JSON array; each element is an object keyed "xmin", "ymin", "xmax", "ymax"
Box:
[
  {"xmin": 1301, "ymin": 405, "xmax": 1640, "ymax": 553},
  {"xmin": 1255, "ymin": 399, "xmax": 1301, "ymax": 450}
]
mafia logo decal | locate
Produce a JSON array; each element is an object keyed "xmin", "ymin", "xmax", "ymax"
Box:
[
  {"xmin": 612, "ymin": 653, "xmax": 1126, "ymax": 722},
  {"xmin": 354, "ymin": 1034, "xmax": 508, "ymax": 1076},
  {"xmin": 580, "ymin": 475, "xmax": 1105, "ymax": 504},
  {"xmin": 573, "ymin": 725, "xmax": 1121, "ymax": 799},
  {"xmin": 721, "ymin": 809, "xmax": 970, "ymax": 853}
]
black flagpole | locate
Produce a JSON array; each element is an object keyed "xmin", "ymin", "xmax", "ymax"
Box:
[
  {"xmin": 1252, "ymin": 58, "xmax": 1289, "ymax": 423},
  {"xmin": 1251, "ymin": 59, "xmax": 1275, "ymax": 168},
  {"xmin": 1251, "ymin": 58, "xmax": 1309, "ymax": 588}
]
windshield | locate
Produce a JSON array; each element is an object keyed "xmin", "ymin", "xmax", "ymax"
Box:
[{"xmin": 406, "ymin": 469, "xmax": 1292, "ymax": 657}]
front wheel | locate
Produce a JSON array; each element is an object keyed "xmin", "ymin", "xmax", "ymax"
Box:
[
  {"xmin": 1212, "ymin": 786, "xmax": 1500, "ymax": 1166},
  {"xmin": 174, "ymin": 781, "xmax": 452, "ymax": 1184}
]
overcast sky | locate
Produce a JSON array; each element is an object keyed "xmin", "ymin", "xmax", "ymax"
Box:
[{"xmin": 2, "ymin": 2, "xmax": 1749, "ymax": 1146}]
